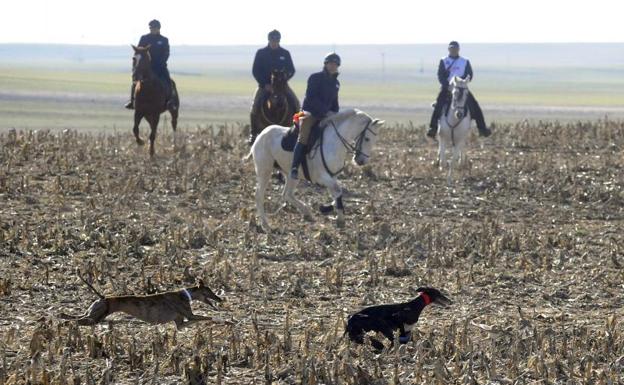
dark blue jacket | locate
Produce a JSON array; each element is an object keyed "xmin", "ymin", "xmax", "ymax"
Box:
[
  {"xmin": 252, "ymin": 45, "xmax": 295, "ymax": 87},
  {"xmin": 302, "ymin": 69, "xmax": 340, "ymax": 119},
  {"xmin": 138, "ymin": 33, "xmax": 169, "ymax": 71}
]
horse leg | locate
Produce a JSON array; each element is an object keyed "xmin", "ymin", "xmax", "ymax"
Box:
[
  {"xmin": 448, "ymin": 145, "xmax": 460, "ymax": 186},
  {"xmin": 255, "ymin": 167, "xmax": 272, "ymax": 232},
  {"xmin": 146, "ymin": 114, "xmax": 160, "ymax": 157},
  {"xmin": 326, "ymin": 179, "xmax": 345, "ymax": 228},
  {"xmin": 133, "ymin": 111, "xmax": 144, "ymax": 146},
  {"xmin": 170, "ymin": 108, "xmax": 179, "ymax": 149},
  {"xmin": 283, "ymin": 177, "xmax": 314, "ymax": 222},
  {"xmin": 438, "ymin": 140, "xmax": 446, "ymax": 171}
]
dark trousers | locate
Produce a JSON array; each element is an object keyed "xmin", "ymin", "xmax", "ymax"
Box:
[
  {"xmin": 429, "ymin": 89, "xmax": 487, "ymax": 131},
  {"xmin": 153, "ymin": 66, "xmax": 172, "ymax": 99}
]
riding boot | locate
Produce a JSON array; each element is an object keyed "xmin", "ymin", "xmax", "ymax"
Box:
[
  {"xmin": 167, "ymin": 81, "xmax": 178, "ymax": 110},
  {"xmin": 249, "ymin": 113, "xmax": 259, "ymax": 146},
  {"xmin": 124, "ymin": 83, "xmax": 135, "ymax": 109},
  {"xmin": 290, "ymin": 142, "xmax": 306, "ymax": 180},
  {"xmin": 427, "ymin": 89, "xmax": 447, "ymax": 138}
]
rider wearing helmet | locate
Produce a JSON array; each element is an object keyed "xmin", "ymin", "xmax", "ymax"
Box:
[
  {"xmin": 125, "ymin": 19, "xmax": 176, "ymax": 110},
  {"xmin": 427, "ymin": 41, "xmax": 491, "ymax": 138},
  {"xmin": 289, "ymin": 52, "xmax": 341, "ymax": 180},
  {"xmin": 250, "ymin": 30, "xmax": 298, "ymax": 140}
]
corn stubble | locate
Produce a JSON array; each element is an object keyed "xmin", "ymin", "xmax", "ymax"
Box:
[{"xmin": 0, "ymin": 120, "xmax": 623, "ymax": 384}]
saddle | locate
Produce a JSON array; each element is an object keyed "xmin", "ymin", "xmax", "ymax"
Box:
[
  {"xmin": 281, "ymin": 120, "xmax": 324, "ymax": 182},
  {"xmin": 280, "ymin": 121, "xmax": 323, "ymax": 153}
]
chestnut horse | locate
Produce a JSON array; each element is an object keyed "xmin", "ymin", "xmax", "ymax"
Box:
[{"xmin": 131, "ymin": 45, "xmax": 179, "ymax": 156}]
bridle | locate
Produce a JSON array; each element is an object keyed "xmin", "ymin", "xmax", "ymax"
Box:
[
  {"xmin": 261, "ymin": 71, "xmax": 290, "ymax": 125},
  {"xmin": 133, "ymin": 51, "xmax": 152, "ymax": 82},
  {"xmin": 319, "ymin": 117, "xmax": 377, "ymax": 177}
]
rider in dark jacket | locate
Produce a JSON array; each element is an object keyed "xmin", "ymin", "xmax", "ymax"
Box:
[
  {"xmin": 125, "ymin": 19, "xmax": 175, "ymax": 109},
  {"xmin": 250, "ymin": 30, "xmax": 299, "ymax": 142},
  {"xmin": 427, "ymin": 41, "xmax": 490, "ymax": 138},
  {"xmin": 289, "ymin": 53, "xmax": 341, "ymax": 180}
]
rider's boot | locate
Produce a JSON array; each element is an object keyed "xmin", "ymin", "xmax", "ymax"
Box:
[
  {"xmin": 290, "ymin": 142, "xmax": 305, "ymax": 180},
  {"xmin": 124, "ymin": 83, "xmax": 136, "ymax": 109},
  {"xmin": 426, "ymin": 125, "xmax": 438, "ymax": 138}
]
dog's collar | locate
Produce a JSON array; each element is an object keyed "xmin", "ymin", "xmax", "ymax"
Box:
[
  {"xmin": 420, "ymin": 292, "xmax": 432, "ymax": 305},
  {"xmin": 181, "ymin": 289, "xmax": 192, "ymax": 301}
]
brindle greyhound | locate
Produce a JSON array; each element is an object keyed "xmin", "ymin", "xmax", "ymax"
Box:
[
  {"xmin": 345, "ymin": 287, "xmax": 452, "ymax": 351},
  {"xmin": 60, "ymin": 275, "xmax": 223, "ymax": 329}
]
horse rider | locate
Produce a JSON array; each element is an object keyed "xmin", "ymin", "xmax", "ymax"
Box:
[
  {"xmin": 250, "ymin": 30, "xmax": 298, "ymax": 140},
  {"xmin": 427, "ymin": 41, "xmax": 491, "ymax": 138},
  {"xmin": 125, "ymin": 19, "xmax": 175, "ymax": 110},
  {"xmin": 289, "ymin": 53, "xmax": 341, "ymax": 180}
]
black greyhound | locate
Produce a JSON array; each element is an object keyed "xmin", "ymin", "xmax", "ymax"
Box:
[{"xmin": 345, "ymin": 287, "xmax": 452, "ymax": 351}]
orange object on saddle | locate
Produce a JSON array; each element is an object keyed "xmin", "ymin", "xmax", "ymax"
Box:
[{"xmin": 292, "ymin": 111, "xmax": 306, "ymax": 124}]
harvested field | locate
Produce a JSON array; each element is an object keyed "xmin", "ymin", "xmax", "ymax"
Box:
[{"xmin": 0, "ymin": 119, "xmax": 623, "ymax": 384}]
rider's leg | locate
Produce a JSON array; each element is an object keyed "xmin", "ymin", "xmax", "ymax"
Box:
[
  {"xmin": 285, "ymin": 84, "xmax": 301, "ymax": 111},
  {"xmin": 467, "ymin": 93, "xmax": 491, "ymax": 137},
  {"xmin": 428, "ymin": 89, "xmax": 447, "ymax": 138},
  {"xmin": 290, "ymin": 116, "xmax": 317, "ymax": 179},
  {"xmin": 125, "ymin": 82, "xmax": 136, "ymax": 109},
  {"xmin": 249, "ymin": 87, "xmax": 266, "ymax": 145}
]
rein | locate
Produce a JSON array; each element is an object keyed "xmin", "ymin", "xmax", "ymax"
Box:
[
  {"xmin": 261, "ymin": 96, "xmax": 290, "ymax": 125},
  {"xmin": 444, "ymin": 87, "xmax": 469, "ymax": 146},
  {"xmin": 318, "ymin": 117, "xmax": 377, "ymax": 177}
]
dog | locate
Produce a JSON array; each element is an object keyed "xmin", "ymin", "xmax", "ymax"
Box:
[
  {"xmin": 60, "ymin": 275, "xmax": 223, "ymax": 329},
  {"xmin": 345, "ymin": 287, "xmax": 452, "ymax": 351}
]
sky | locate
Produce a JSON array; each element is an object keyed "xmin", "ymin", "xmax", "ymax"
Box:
[{"xmin": 0, "ymin": 0, "xmax": 621, "ymax": 45}]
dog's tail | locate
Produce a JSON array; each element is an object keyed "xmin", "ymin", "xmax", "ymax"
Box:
[{"xmin": 78, "ymin": 273, "xmax": 105, "ymax": 299}]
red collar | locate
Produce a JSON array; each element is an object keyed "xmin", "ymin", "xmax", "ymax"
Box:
[{"xmin": 420, "ymin": 292, "xmax": 432, "ymax": 305}]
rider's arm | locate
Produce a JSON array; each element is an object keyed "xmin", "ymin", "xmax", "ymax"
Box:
[
  {"xmin": 163, "ymin": 37, "xmax": 170, "ymax": 63},
  {"xmin": 464, "ymin": 60, "xmax": 473, "ymax": 80},
  {"xmin": 252, "ymin": 50, "xmax": 267, "ymax": 86},
  {"xmin": 437, "ymin": 59, "xmax": 447, "ymax": 87},
  {"xmin": 304, "ymin": 74, "xmax": 325, "ymax": 117},
  {"xmin": 285, "ymin": 50, "xmax": 295, "ymax": 80},
  {"xmin": 331, "ymin": 94, "xmax": 339, "ymax": 114}
]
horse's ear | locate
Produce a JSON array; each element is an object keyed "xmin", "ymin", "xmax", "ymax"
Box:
[
  {"xmin": 131, "ymin": 44, "xmax": 138, "ymax": 52},
  {"xmin": 465, "ymin": 75, "xmax": 472, "ymax": 82},
  {"xmin": 373, "ymin": 119, "xmax": 385, "ymax": 126},
  {"xmin": 144, "ymin": 44, "xmax": 151, "ymax": 50}
]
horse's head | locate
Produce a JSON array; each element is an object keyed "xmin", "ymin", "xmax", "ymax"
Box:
[
  {"xmin": 351, "ymin": 110, "xmax": 385, "ymax": 166},
  {"xmin": 266, "ymin": 69, "xmax": 288, "ymax": 110},
  {"xmin": 132, "ymin": 45, "xmax": 152, "ymax": 81},
  {"xmin": 450, "ymin": 76, "xmax": 470, "ymax": 119}
]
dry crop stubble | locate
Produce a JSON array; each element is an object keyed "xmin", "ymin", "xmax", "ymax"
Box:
[{"xmin": 0, "ymin": 119, "xmax": 623, "ymax": 384}]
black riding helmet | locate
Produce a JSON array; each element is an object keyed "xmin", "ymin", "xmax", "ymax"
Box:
[
  {"xmin": 268, "ymin": 29, "xmax": 281, "ymax": 41},
  {"xmin": 324, "ymin": 52, "xmax": 341, "ymax": 66},
  {"xmin": 149, "ymin": 19, "xmax": 161, "ymax": 29}
]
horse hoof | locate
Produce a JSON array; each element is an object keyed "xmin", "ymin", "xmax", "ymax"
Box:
[
  {"xmin": 136, "ymin": 138, "xmax": 145, "ymax": 146},
  {"xmin": 336, "ymin": 218, "xmax": 345, "ymax": 228},
  {"xmin": 319, "ymin": 204, "xmax": 334, "ymax": 215}
]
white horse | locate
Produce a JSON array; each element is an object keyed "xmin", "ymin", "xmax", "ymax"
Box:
[
  {"xmin": 245, "ymin": 108, "xmax": 384, "ymax": 231},
  {"xmin": 437, "ymin": 76, "xmax": 471, "ymax": 185}
]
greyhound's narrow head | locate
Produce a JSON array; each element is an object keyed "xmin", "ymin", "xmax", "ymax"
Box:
[
  {"xmin": 416, "ymin": 287, "xmax": 452, "ymax": 307},
  {"xmin": 193, "ymin": 279, "xmax": 223, "ymax": 309}
]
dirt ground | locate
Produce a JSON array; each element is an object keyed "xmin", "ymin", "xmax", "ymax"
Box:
[{"xmin": 0, "ymin": 118, "xmax": 623, "ymax": 384}]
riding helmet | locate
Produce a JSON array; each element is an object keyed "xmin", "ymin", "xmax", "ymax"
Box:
[
  {"xmin": 149, "ymin": 19, "xmax": 161, "ymax": 29},
  {"xmin": 268, "ymin": 29, "xmax": 281, "ymax": 41},
  {"xmin": 324, "ymin": 52, "xmax": 341, "ymax": 66},
  {"xmin": 448, "ymin": 41, "xmax": 460, "ymax": 48}
]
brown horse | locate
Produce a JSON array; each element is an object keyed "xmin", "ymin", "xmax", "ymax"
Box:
[
  {"xmin": 250, "ymin": 69, "xmax": 299, "ymax": 144},
  {"xmin": 131, "ymin": 45, "xmax": 179, "ymax": 156}
]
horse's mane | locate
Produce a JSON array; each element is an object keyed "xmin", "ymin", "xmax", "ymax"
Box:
[{"xmin": 320, "ymin": 108, "xmax": 367, "ymax": 127}]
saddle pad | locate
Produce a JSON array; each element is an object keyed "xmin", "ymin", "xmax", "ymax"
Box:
[{"xmin": 280, "ymin": 122, "xmax": 323, "ymax": 153}]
